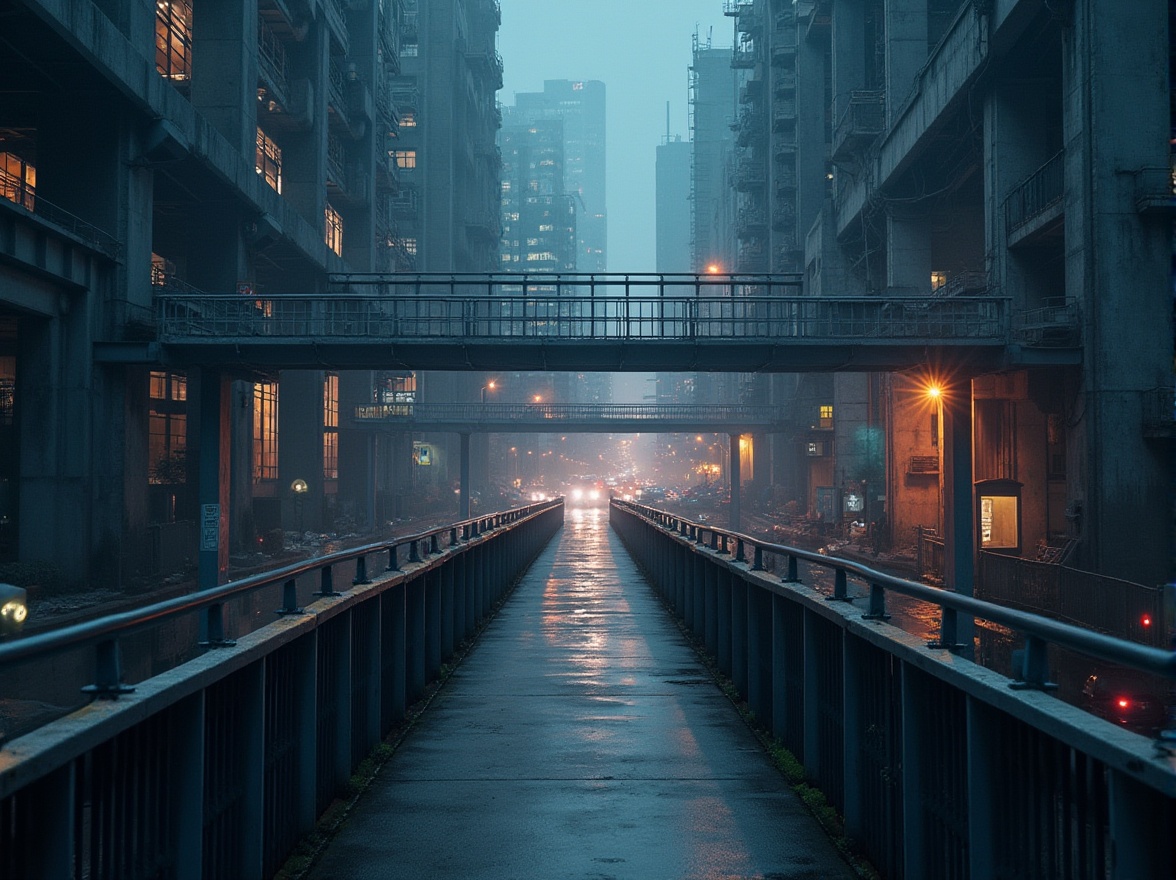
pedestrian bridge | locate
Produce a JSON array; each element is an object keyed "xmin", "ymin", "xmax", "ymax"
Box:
[
  {"xmin": 353, "ymin": 402, "xmax": 788, "ymax": 433},
  {"xmin": 1, "ymin": 501, "xmax": 1169, "ymax": 879},
  {"xmin": 98, "ymin": 273, "xmax": 1082, "ymax": 373}
]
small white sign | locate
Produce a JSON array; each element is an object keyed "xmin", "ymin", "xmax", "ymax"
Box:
[{"xmin": 201, "ymin": 504, "xmax": 220, "ymax": 552}]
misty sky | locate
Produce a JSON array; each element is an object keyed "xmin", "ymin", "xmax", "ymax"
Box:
[{"xmin": 498, "ymin": 1, "xmax": 732, "ymax": 273}]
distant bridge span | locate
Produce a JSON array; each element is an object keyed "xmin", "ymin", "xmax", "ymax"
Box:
[
  {"xmin": 352, "ymin": 403, "xmax": 788, "ymax": 433},
  {"xmin": 97, "ymin": 273, "xmax": 1080, "ymax": 373}
]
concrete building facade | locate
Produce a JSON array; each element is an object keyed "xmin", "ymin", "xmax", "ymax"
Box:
[
  {"xmin": 725, "ymin": 0, "xmax": 1173, "ymax": 588},
  {"xmin": 0, "ymin": 0, "xmax": 501, "ymax": 585}
]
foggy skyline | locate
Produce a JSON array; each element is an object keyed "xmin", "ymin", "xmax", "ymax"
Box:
[{"xmin": 498, "ymin": 1, "xmax": 732, "ymax": 273}]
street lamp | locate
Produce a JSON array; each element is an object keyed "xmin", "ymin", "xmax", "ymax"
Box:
[
  {"xmin": 481, "ymin": 380, "xmax": 497, "ymax": 403},
  {"xmin": 291, "ymin": 478, "xmax": 308, "ymax": 533}
]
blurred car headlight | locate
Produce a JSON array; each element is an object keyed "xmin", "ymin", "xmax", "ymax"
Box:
[{"xmin": 1, "ymin": 600, "xmax": 27, "ymax": 624}]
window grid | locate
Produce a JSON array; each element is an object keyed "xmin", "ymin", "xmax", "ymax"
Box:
[
  {"xmin": 155, "ymin": 0, "xmax": 193, "ymax": 82},
  {"xmin": 253, "ymin": 382, "xmax": 279, "ymax": 482}
]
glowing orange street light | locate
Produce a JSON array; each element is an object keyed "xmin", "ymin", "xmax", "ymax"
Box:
[
  {"xmin": 926, "ymin": 384, "xmax": 942, "ymax": 400},
  {"xmin": 706, "ymin": 263, "xmax": 722, "ymax": 274},
  {"xmin": 533, "ymin": 394, "xmax": 543, "ymax": 403}
]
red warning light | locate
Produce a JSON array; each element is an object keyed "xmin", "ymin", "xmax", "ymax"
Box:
[
  {"xmin": 1141, "ymin": 614, "xmax": 1152, "ymax": 628},
  {"xmin": 1117, "ymin": 698, "xmax": 1131, "ymax": 709}
]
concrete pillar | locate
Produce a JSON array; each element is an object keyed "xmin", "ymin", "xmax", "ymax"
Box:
[
  {"xmin": 189, "ymin": 0, "xmax": 257, "ymax": 156},
  {"xmin": 884, "ymin": 0, "xmax": 928, "ymax": 125},
  {"xmin": 458, "ymin": 432, "xmax": 471, "ymax": 519},
  {"xmin": 729, "ymin": 433, "xmax": 742, "ymax": 530},
  {"xmin": 831, "ymin": 0, "xmax": 867, "ymax": 123},
  {"xmin": 940, "ymin": 384, "xmax": 974, "ymax": 653},
  {"xmin": 886, "ymin": 210, "xmax": 932, "ymax": 293},
  {"xmin": 196, "ymin": 370, "xmax": 230, "ymax": 589}
]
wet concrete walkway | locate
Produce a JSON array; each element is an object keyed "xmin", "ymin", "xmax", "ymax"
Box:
[{"xmin": 306, "ymin": 508, "xmax": 858, "ymax": 880}]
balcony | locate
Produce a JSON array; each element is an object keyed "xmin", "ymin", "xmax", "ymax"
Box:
[
  {"xmin": 771, "ymin": 33, "xmax": 797, "ymax": 67},
  {"xmin": 735, "ymin": 111, "xmax": 763, "ymax": 147},
  {"xmin": 830, "ymin": 90, "xmax": 884, "ymax": 162},
  {"xmin": 734, "ymin": 158, "xmax": 766, "ymax": 191},
  {"xmin": 1011, "ymin": 297, "xmax": 1080, "ymax": 347},
  {"xmin": 1004, "ymin": 151, "xmax": 1064, "ymax": 240},
  {"xmin": 735, "ymin": 207, "xmax": 767, "ymax": 237},
  {"xmin": 771, "ymin": 204, "xmax": 796, "ymax": 231},
  {"xmin": 731, "ymin": 47, "xmax": 757, "ymax": 69},
  {"xmin": 773, "ymin": 69, "xmax": 796, "ymax": 94},
  {"xmin": 1133, "ymin": 165, "xmax": 1176, "ymax": 214}
]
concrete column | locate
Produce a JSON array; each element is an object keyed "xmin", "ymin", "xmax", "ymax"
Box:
[
  {"xmin": 458, "ymin": 432, "xmax": 471, "ymax": 519},
  {"xmin": 729, "ymin": 433, "xmax": 742, "ymax": 530},
  {"xmin": 886, "ymin": 210, "xmax": 932, "ymax": 293},
  {"xmin": 197, "ymin": 370, "xmax": 230, "ymax": 590},
  {"xmin": 941, "ymin": 383, "xmax": 974, "ymax": 653},
  {"xmin": 189, "ymin": 0, "xmax": 257, "ymax": 155},
  {"xmin": 831, "ymin": 0, "xmax": 867, "ymax": 123},
  {"xmin": 884, "ymin": 0, "xmax": 929, "ymax": 125}
]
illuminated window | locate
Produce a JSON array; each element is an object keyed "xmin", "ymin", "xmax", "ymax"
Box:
[
  {"xmin": 148, "ymin": 371, "xmax": 188, "ymax": 484},
  {"xmin": 155, "ymin": 0, "xmax": 193, "ymax": 82},
  {"xmin": 0, "ymin": 153, "xmax": 35, "ymax": 211},
  {"xmin": 323, "ymin": 374, "xmax": 338, "ymax": 480},
  {"xmin": 393, "ymin": 150, "xmax": 417, "ymax": 169},
  {"xmin": 253, "ymin": 382, "xmax": 279, "ymax": 482},
  {"xmin": 325, "ymin": 203, "xmax": 343, "ymax": 255},
  {"xmin": 401, "ymin": 237, "xmax": 417, "ymax": 255},
  {"xmin": 818, "ymin": 404, "xmax": 833, "ymax": 429},
  {"xmin": 256, "ymin": 128, "xmax": 282, "ymax": 193},
  {"xmin": 931, "ymin": 271, "xmax": 947, "ymax": 291},
  {"xmin": 399, "ymin": 111, "xmax": 417, "ymax": 128}
]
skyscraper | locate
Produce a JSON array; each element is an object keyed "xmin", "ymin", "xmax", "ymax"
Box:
[{"xmin": 510, "ymin": 80, "xmax": 607, "ymax": 272}]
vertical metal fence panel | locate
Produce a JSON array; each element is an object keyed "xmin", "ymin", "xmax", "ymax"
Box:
[
  {"xmin": 425, "ymin": 570, "xmax": 442, "ymax": 681},
  {"xmin": 405, "ymin": 577, "xmax": 426, "ymax": 704},
  {"xmin": 988, "ymin": 713, "xmax": 1110, "ymax": 880},
  {"xmin": 703, "ymin": 557, "xmax": 717, "ymax": 653},
  {"xmin": 77, "ymin": 709, "xmax": 178, "ymax": 879},
  {"xmin": 1107, "ymin": 767, "xmax": 1175, "ymax": 880},
  {"xmin": 352, "ymin": 599, "xmax": 381, "ymax": 766},
  {"xmin": 315, "ymin": 614, "xmax": 351, "ymax": 815},
  {"xmin": 772, "ymin": 593, "xmax": 805, "ymax": 757},
  {"xmin": 844, "ymin": 638, "xmax": 904, "ymax": 878},
  {"xmin": 380, "ymin": 585, "xmax": 407, "ymax": 728},
  {"xmin": 262, "ymin": 640, "xmax": 305, "ymax": 880},
  {"xmin": 203, "ymin": 666, "xmax": 265, "ymax": 880},
  {"xmin": 803, "ymin": 610, "xmax": 844, "ymax": 811},
  {"xmin": 901, "ymin": 665, "xmax": 969, "ymax": 880},
  {"xmin": 730, "ymin": 573, "xmax": 749, "ymax": 699},
  {"xmin": 716, "ymin": 567, "xmax": 732, "ymax": 677},
  {"xmin": 441, "ymin": 559, "xmax": 455, "ymax": 661},
  {"xmin": 2, "ymin": 763, "xmax": 74, "ymax": 878},
  {"xmin": 745, "ymin": 582, "xmax": 772, "ymax": 724}
]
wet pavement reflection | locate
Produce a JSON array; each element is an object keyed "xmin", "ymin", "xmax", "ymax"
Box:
[{"xmin": 307, "ymin": 507, "xmax": 856, "ymax": 879}]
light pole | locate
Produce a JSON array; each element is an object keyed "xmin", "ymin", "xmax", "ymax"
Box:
[
  {"xmin": 481, "ymin": 380, "xmax": 497, "ymax": 404},
  {"xmin": 291, "ymin": 478, "xmax": 308, "ymax": 534}
]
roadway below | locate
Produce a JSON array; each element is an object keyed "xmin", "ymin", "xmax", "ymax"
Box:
[{"xmin": 303, "ymin": 506, "xmax": 859, "ymax": 879}]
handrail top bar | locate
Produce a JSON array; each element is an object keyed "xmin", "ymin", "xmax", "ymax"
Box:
[
  {"xmin": 614, "ymin": 500, "xmax": 1176, "ymax": 679},
  {"xmin": 327, "ymin": 271, "xmax": 805, "ymax": 281},
  {"xmin": 0, "ymin": 499, "xmax": 562, "ymax": 666},
  {"xmin": 157, "ymin": 291, "xmax": 1012, "ymax": 302}
]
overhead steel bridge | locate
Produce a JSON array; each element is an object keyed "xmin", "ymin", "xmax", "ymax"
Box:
[
  {"xmin": 97, "ymin": 273, "xmax": 1081, "ymax": 373},
  {"xmin": 352, "ymin": 402, "xmax": 789, "ymax": 433}
]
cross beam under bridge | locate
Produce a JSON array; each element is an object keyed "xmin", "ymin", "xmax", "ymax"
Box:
[
  {"xmin": 97, "ymin": 273, "xmax": 1080, "ymax": 373},
  {"xmin": 352, "ymin": 403, "xmax": 789, "ymax": 433}
]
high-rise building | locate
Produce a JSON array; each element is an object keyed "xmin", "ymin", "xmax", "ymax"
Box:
[
  {"xmin": 499, "ymin": 116, "xmax": 577, "ymax": 272},
  {"xmin": 0, "ymin": 0, "xmax": 500, "ymax": 583},
  {"xmin": 511, "ymin": 80, "xmax": 607, "ymax": 273},
  {"xmin": 382, "ymin": 0, "xmax": 503, "ymax": 511}
]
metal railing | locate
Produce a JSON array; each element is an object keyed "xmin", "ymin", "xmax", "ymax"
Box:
[
  {"xmin": 0, "ymin": 500, "xmax": 563, "ymax": 876},
  {"xmin": 1004, "ymin": 150, "xmax": 1064, "ymax": 235},
  {"xmin": 612, "ymin": 499, "xmax": 1175, "ymax": 879},
  {"xmin": 978, "ymin": 552, "xmax": 1165, "ymax": 646},
  {"xmin": 352, "ymin": 402, "xmax": 790, "ymax": 429},
  {"xmin": 0, "ymin": 185, "xmax": 122, "ymax": 260},
  {"xmin": 831, "ymin": 90, "xmax": 885, "ymax": 160},
  {"xmin": 1011, "ymin": 296, "xmax": 1080, "ymax": 346},
  {"xmin": 155, "ymin": 273, "xmax": 1007, "ymax": 345}
]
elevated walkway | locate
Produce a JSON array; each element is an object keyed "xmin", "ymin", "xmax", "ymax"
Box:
[
  {"xmin": 304, "ymin": 508, "xmax": 857, "ymax": 879},
  {"xmin": 93, "ymin": 273, "xmax": 1080, "ymax": 373}
]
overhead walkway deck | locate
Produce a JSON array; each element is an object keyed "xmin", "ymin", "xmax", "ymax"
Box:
[
  {"xmin": 94, "ymin": 273, "xmax": 1081, "ymax": 373},
  {"xmin": 305, "ymin": 507, "xmax": 857, "ymax": 879}
]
